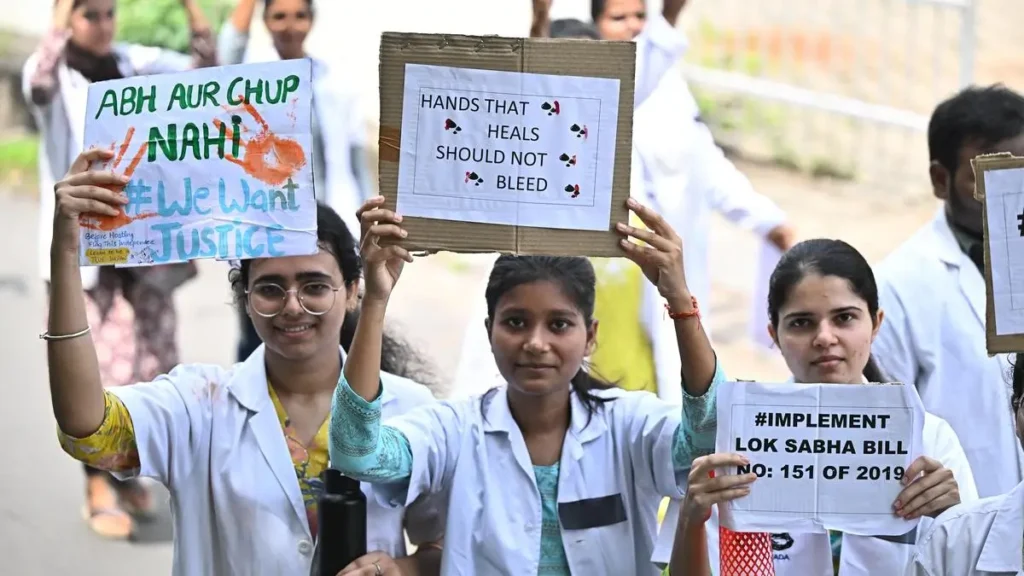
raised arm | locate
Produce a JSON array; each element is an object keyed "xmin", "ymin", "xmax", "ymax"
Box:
[
  {"xmin": 617, "ymin": 197, "xmax": 716, "ymax": 396},
  {"xmin": 24, "ymin": 0, "xmax": 75, "ymax": 107},
  {"xmin": 529, "ymin": 0, "xmax": 551, "ymax": 38},
  {"xmin": 182, "ymin": 0, "xmax": 217, "ymax": 68},
  {"xmin": 47, "ymin": 148, "xmax": 212, "ymax": 485},
  {"xmin": 217, "ymin": 0, "xmax": 258, "ymax": 65},
  {"xmin": 328, "ymin": 196, "xmax": 415, "ymax": 481},
  {"xmin": 48, "ymin": 148, "xmax": 127, "ymax": 437}
]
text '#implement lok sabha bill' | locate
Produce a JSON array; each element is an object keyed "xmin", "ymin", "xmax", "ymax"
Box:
[{"xmin": 714, "ymin": 380, "xmax": 926, "ymax": 537}]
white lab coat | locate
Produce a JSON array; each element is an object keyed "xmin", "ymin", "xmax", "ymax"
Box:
[
  {"xmin": 449, "ymin": 19, "xmax": 787, "ymax": 403},
  {"xmin": 873, "ymin": 207, "xmax": 1024, "ymax": 498},
  {"xmin": 905, "ymin": 479, "xmax": 1024, "ymax": 576},
  {"xmin": 217, "ymin": 25, "xmax": 368, "ymax": 233},
  {"xmin": 652, "ymin": 411, "xmax": 979, "ymax": 575},
  {"xmin": 367, "ymin": 385, "xmax": 686, "ymax": 576},
  {"xmin": 105, "ymin": 345, "xmax": 440, "ymax": 576},
  {"xmin": 22, "ymin": 43, "xmax": 193, "ymax": 289}
]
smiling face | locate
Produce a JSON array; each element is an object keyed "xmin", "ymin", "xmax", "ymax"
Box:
[
  {"xmin": 488, "ymin": 280, "xmax": 596, "ymax": 396},
  {"xmin": 246, "ymin": 249, "xmax": 355, "ymax": 362},
  {"xmin": 769, "ymin": 273, "xmax": 882, "ymax": 384}
]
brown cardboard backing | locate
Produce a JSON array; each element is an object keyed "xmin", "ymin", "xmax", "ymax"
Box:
[
  {"xmin": 972, "ymin": 152, "xmax": 1024, "ymax": 354},
  {"xmin": 378, "ymin": 32, "xmax": 635, "ymax": 256}
]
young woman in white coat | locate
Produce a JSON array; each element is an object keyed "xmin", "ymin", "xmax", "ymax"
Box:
[
  {"xmin": 330, "ymin": 196, "xmax": 721, "ymax": 575},
  {"xmin": 218, "ymin": 0, "xmax": 373, "ymax": 363},
  {"xmin": 872, "ymin": 85, "xmax": 1024, "ymax": 499},
  {"xmin": 654, "ymin": 238, "xmax": 979, "ymax": 576},
  {"xmin": 45, "ymin": 149, "xmax": 442, "ymax": 575},
  {"xmin": 22, "ymin": 0, "xmax": 216, "ymax": 540},
  {"xmin": 905, "ymin": 357, "xmax": 1024, "ymax": 576}
]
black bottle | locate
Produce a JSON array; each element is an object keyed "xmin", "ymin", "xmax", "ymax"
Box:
[{"xmin": 312, "ymin": 468, "xmax": 367, "ymax": 576}]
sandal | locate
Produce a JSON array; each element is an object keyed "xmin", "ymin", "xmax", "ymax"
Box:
[
  {"xmin": 114, "ymin": 478, "xmax": 157, "ymax": 521},
  {"xmin": 83, "ymin": 477, "xmax": 133, "ymax": 539}
]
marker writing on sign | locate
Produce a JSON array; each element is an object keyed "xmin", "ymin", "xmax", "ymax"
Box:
[{"xmin": 123, "ymin": 177, "xmax": 300, "ymax": 263}]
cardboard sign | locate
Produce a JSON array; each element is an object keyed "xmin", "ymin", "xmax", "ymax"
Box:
[
  {"xmin": 378, "ymin": 32, "xmax": 635, "ymax": 257},
  {"xmin": 80, "ymin": 59, "xmax": 317, "ymax": 267},
  {"xmin": 974, "ymin": 153, "xmax": 1024, "ymax": 354},
  {"xmin": 716, "ymin": 380, "xmax": 925, "ymax": 536}
]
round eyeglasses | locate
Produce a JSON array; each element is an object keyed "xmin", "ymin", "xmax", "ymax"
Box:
[{"xmin": 246, "ymin": 282, "xmax": 342, "ymax": 318}]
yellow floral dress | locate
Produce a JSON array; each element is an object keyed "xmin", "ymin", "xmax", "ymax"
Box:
[{"xmin": 59, "ymin": 382, "xmax": 330, "ymax": 538}]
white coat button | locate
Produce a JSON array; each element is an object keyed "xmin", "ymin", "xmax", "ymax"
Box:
[{"xmin": 298, "ymin": 540, "xmax": 313, "ymax": 555}]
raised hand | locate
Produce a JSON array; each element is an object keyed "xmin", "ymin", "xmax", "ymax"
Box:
[
  {"xmin": 616, "ymin": 197, "xmax": 691, "ymax": 305},
  {"xmin": 356, "ymin": 197, "xmax": 413, "ymax": 303},
  {"xmin": 52, "ymin": 147, "xmax": 130, "ymax": 253}
]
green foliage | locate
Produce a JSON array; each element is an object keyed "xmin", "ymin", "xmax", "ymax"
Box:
[{"xmin": 116, "ymin": 0, "xmax": 232, "ymax": 54}]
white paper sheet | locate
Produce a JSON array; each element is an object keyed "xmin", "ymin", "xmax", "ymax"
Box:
[
  {"xmin": 749, "ymin": 241, "xmax": 782, "ymax": 352},
  {"xmin": 983, "ymin": 166, "xmax": 1024, "ymax": 335},
  {"xmin": 80, "ymin": 59, "xmax": 317, "ymax": 267},
  {"xmin": 715, "ymin": 380, "xmax": 925, "ymax": 536},
  {"xmin": 396, "ymin": 64, "xmax": 620, "ymax": 232}
]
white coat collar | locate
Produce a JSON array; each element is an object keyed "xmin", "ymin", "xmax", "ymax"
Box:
[
  {"xmin": 224, "ymin": 344, "xmax": 397, "ymax": 536},
  {"xmin": 977, "ymin": 480, "xmax": 1024, "ymax": 572},
  {"xmin": 480, "ymin": 386, "xmax": 609, "ymax": 448},
  {"xmin": 226, "ymin": 344, "xmax": 398, "ymax": 412},
  {"xmin": 928, "ymin": 206, "xmax": 986, "ymax": 325}
]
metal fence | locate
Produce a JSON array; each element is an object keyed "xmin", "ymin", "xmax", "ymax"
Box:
[{"xmin": 681, "ymin": 0, "xmax": 979, "ymax": 199}]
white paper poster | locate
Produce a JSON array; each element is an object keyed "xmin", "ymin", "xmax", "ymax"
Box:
[
  {"xmin": 983, "ymin": 166, "xmax": 1024, "ymax": 335},
  {"xmin": 80, "ymin": 59, "xmax": 317, "ymax": 267},
  {"xmin": 396, "ymin": 63, "xmax": 620, "ymax": 231},
  {"xmin": 715, "ymin": 380, "xmax": 925, "ymax": 536}
]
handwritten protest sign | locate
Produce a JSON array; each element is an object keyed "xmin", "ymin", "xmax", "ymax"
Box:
[
  {"xmin": 379, "ymin": 33, "xmax": 635, "ymax": 257},
  {"xmin": 715, "ymin": 381, "xmax": 925, "ymax": 536},
  {"xmin": 80, "ymin": 59, "xmax": 317, "ymax": 267},
  {"xmin": 397, "ymin": 64, "xmax": 620, "ymax": 232}
]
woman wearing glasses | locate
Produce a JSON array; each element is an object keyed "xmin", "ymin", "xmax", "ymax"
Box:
[{"xmin": 45, "ymin": 148, "xmax": 442, "ymax": 575}]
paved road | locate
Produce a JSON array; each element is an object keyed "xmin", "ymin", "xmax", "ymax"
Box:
[{"xmin": 0, "ymin": 157, "xmax": 940, "ymax": 574}]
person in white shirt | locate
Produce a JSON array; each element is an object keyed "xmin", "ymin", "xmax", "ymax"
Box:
[
  {"xmin": 654, "ymin": 238, "xmax": 978, "ymax": 576},
  {"xmin": 872, "ymin": 85, "xmax": 1024, "ymax": 499},
  {"xmin": 44, "ymin": 150, "xmax": 442, "ymax": 575},
  {"xmin": 904, "ymin": 357, "xmax": 1024, "ymax": 576}
]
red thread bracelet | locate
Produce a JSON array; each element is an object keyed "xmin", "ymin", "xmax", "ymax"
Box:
[{"xmin": 665, "ymin": 296, "xmax": 700, "ymax": 320}]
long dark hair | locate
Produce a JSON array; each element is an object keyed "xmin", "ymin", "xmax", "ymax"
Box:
[
  {"xmin": 483, "ymin": 255, "xmax": 615, "ymax": 422},
  {"xmin": 767, "ymin": 239, "xmax": 887, "ymax": 383},
  {"xmin": 229, "ymin": 202, "xmax": 436, "ymax": 387}
]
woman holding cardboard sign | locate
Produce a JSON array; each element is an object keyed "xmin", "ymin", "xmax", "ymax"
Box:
[
  {"xmin": 43, "ymin": 147, "xmax": 443, "ymax": 574},
  {"xmin": 329, "ymin": 195, "xmax": 720, "ymax": 575},
  {"xmin": 654, "ymin": 239, "xmax": 979, "ymax": 576},
  {"xmin": 23, "ymin": 0, "xmax": 216, "ymax": 540}
]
